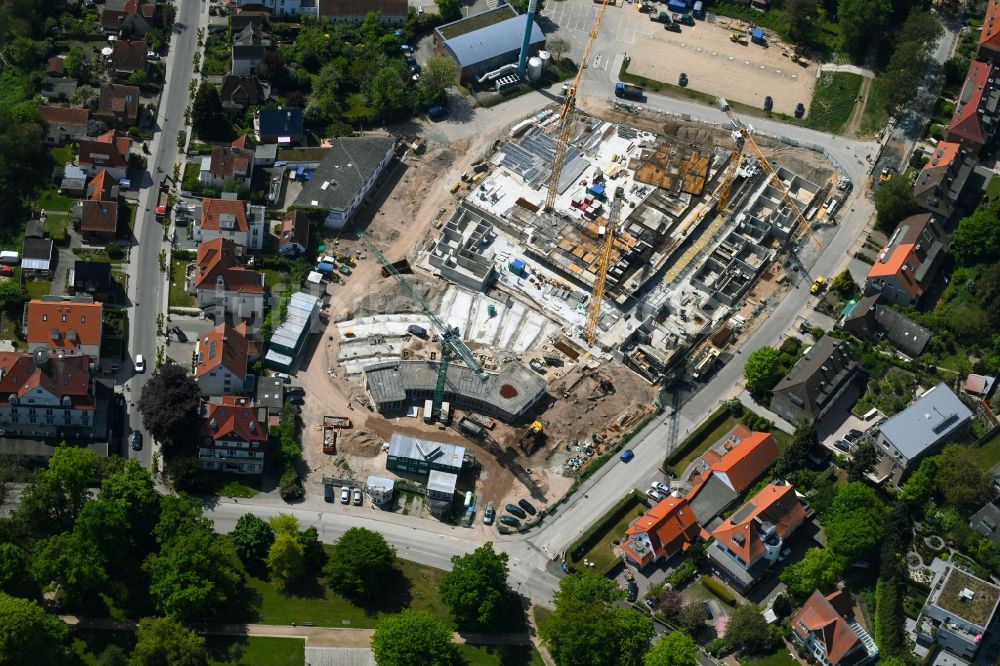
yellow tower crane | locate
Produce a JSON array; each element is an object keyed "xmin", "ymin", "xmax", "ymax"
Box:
[
  {"xmin": 584, "ymin": 186, "xmax": 624, "ymax": 346},
  {"xmin": 544, "ymin": 0, "xmax": 616, "ymax": 212}
]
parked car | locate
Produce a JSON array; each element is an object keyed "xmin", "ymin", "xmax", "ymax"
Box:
[
  {"xmin": 646, "ymin": 489, "xmax": 664, "ymax": 501},
  {"xmin": 794, "ymin": 102, "xmax": 805, "ymax": 118},
  {"xmin": 340, "ymin": 487, "xmax": 350, "ymax": 504},
  {"xmin": 702, "ymin": 601, "xmax": 714, "ymax": 618},
  {"xmin": 845, "ymin": 428, "xmax": 864, "ymax": 442},
  {"xmin": 518, "ymin": 499, "xmax": 537, "ymax": 515},
  {"xmin": 146, "ymin": 51, "xmax": 160, "ymax": 60},
  {"xmin": 273, "ymin": 372, "xmax": 290, "ymax": 382},
  {"xmin": 678, "ymin": 72, "xmax": 688, "ymax": 87},
  {"xmin": 170, "ymin": 326, "xmax": 188, "ymax": 343},
  {"xmin": 324, "ymin": 484, "xmax": 334, "ymax": 502},
  {"xmin": 833, "ymin": 439, "xmax": 852, "ymax": 453},
  {"xmin": 665, "ymin": 22, "xmax": 681, "ymax": 32},
  {"xmin": 505, "ymin": 503, "xmax": 527, "ymax": 519},
  {"xmin": 286, "ymin": 395, "xmax": 305, "ymax": 405},
  {"xmin": 285, "ymin": 386, "xmax": 306, "ymax": 396},
  {"xmin": 620, "ymin": 449, "xmax": 635, "ymax": 462},
  {"xmin": 353, "ymin": 488, "xmax": 363, "ymax": 506},
  {"xmin": 483, "ymin": 502, "xmax": 495, "ymax": 525},
  {"xmin": 879, "ymin": 166, "xmax": 894, "ymax": 184},
  {"xmin": 499, "ymin": 515, "xmax": 521, "ymax": 528},
  {"xmin": 0, "ymin": 266, "xmax": 13, "ymax": 276},
  {"xmin": 763, "ymin": 95, "xmax": 773, "ymax": 112},
  {"xmin": 130, "ymin": 431, "xmax": 142, "ymax": 451},
  {"xmin": 134, "ymin": 354, "xmax": 145, "ymax": 373},
  {"xmin": 626, "ymin": 581, "xmax": 639, "ymax": 603},
  {"xmin": 652, "ymin": 481, "xmax": 670, "ymax": 495}
]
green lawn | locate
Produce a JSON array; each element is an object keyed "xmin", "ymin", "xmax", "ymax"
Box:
[
  {"xmin": 246, "ymin": 552, "xmax": 452, "ymax": 628},
  {"xmin": 216, "ymin": 479, "xmax": 259, "ymax": 498},
  {"xmin": 806, "ymin": 72, "xmax": 863, "ymax": 134},
  {"xmin": 262, "ymin": 268, "xmax": 286, "ymax": 292},
  {"xmin": 742, "ymin": 647, "xmax": 800, "ymax": 666},
  {"xmin": 986, "ymin": 175, "xmax": 1000, "ymax": 203},
  {"xmin": 206, "ymin": 636, "xmax": 304, "ymax": 666},
  {"xmin": 571, "ymin": 500, "xmax": 646, "ymax": 573},
  {"xmin": 772, "ymin": 429, "xmax": 792, "ymax": 452},
  {"xmin": 671, "ymin": 415, "xmax": 739, "ymax": 474},
  {"xmin": 36, "ymin": 186, "xmax": 79, "ymax": 213},
  {"xmin": 182, "ymin": 162, "xmax": 200, "ymax": 192},
  {"xmin": 26, "ymin": 281, "xmax": 51, "ymax": 300},
  {"xmin": 49, "ymin": 144, "xmax": 75, "ymax": 166},
  {"xmin": 860, "ymin": 78, "xmax": 891, "ymax": 135},
  {"xmin": 343, "ymin": 92, "xmax": 376, "ymax": 124},
  {"xmin": 458, "ymin": 643, "xmax": 545, "ymax": 666},
  {"xmin": 169, "ymin": 258, "xmax": 196, "ymax": 307},
  {"xmin": 971, "ymin": 431, "xmax": 1000, "ymax": 472}
]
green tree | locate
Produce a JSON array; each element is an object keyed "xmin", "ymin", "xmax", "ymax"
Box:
[
  {"xmin": 231, "ymin": 513, "xmax": 275, "ymax": 569},
  {"xmin": 324, "ymin": 527, "xmax": 395, "ymax": 600},
  {"xmin": 935, "ymin": 444, "xmax": 991, "ymax": 513},
  {"xmin": 97, "ymin": 645, "xmax": 129, "ymax": 666},
  {"xmin": 0, "ymin": 280, "xmax": 27, "ymax": 312},
  {"xmin": 30, "ymin": 531, "xmax": 108, "ymax": 607},
  {"xmin": 831, "ymin": 269, "xmax": 859, "ymax": 299},
  {"xmin": 547, "ymin": 36, "xmax": 571, "ymax": 61},
  {"xmin": 874, "ymin": 176, "xmax": 919, "ymax": 234},
  {"xmin": 63, "ymin": 46, "xmax": 88, "ymax": 80},
  {"xmin": 774, "ymin": 422, "xmax": 819, "ymax": 479},
  {"xmin": 267, "ymin": 532, "xmax": 306, "ymax": 591},
  {"xmin": 846, "ymin": 440, "xmax": 880, "ymax": 482},
  {"xmin": 371, "ymin": 610, "xmax": 458, "ymax": 666},
  {"xmin": 305, "ymin": 60, "xmax": 345, "ymax": 129},
  {"xmin": 298, "ymin": 526, "xmax": 327, "ymax": 571},
  {"xmin": 145, "ymin": 526, "xmax": 243, "ymax": 621},
  {"xmin": 0, "ymin": 592, "xmax": 70, "ymax": 665},
  {"xmin": 0, "ymin": 544, "xmax": 30, "ymax": 597},
  {"xmin": 743, "ymin": 346, "xmax": 783, "ymax": 397},
  {"xmin": 415, "ymin": 54, "xmax": 457, "ymax": 108},
  {"xmin": 130, "ymin": 617, "xmax": 208, "ymax": 666},
  {"xmin": 950, "ymin": 203, "xmax": 1000, "ymax": 267},
  {"xmin": 723, "ymin": 604, "xmax": 778, "ymax": 655},
  {"xmin": 439, "ymin": 542, "xmax": 510, "ymax": 630},
  {"xmin": 824, "ymin": 482, "xmax": 886, "ymax": 560},
  {"xmin": 838, "ymin": 0, "xmax": 892, "ymax": 59},
  {"xmin": 780, "ymin": 547, "xmax": 846, "ymax": 597},
  {"xmin": 16, "ymin": 446, "xmax": 101, "ymax": 539},
  {"xmin": 943, "ymin": 56, "xmax": 970, "ymax": 88},
  {"xmin": 153, "ymin": 494, "xmax": 212, "ymax": 547},
  {"xmin": 784, "ymin": 0, "xmax": 819, "ymax": 45},
  {"xmin": 191, "ymin": 81, "xmax": 230, "ymax": 142},
  {"xmin": 435, "ymin": 0, "xmax": 461, "ymax": 21},
  {"xmin": 899, "ymin": 457, "xmax": 938, "ymax": 511},
  {"xmin": 369, "ymin": 63, "xmax": 411, "ymax": 120},
  {"xmin": 539, "ymin": 572, "xmax": 654, "ymax": 666},
  {"xmin": 644, "ymin": 630, "xmax": 699, "ymax": 666},
  {"xmin": 73, "ymin": 497, "xmax": 132, "ymax": 564},
  {"xmin": 137, "ymin": 364, "xmax": 203, "ymax": 450},
  {"xmin": 98, "ymin": 460, "xmax": 161, "ymax": 555},
  {"xmin": 269, "ymin": 513, "xmax": 300, "ymax": 535},
  {"xmin": 675, "ymin": 603, "xmax": 708, "ymax": 634}
]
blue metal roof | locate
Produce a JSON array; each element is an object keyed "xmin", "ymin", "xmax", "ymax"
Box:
[{"xmin": 444, "ymin": 16, "xmax": 544, "ymax": 68}]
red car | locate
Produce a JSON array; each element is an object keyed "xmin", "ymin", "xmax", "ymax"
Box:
[{"xmin": 0, "ymin": 266, "xmax": 14, "ymax": 276}]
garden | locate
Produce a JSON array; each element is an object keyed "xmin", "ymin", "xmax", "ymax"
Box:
[{"xmin": 806, "ymin": 71, "xmax": 862, "ymax": 134}]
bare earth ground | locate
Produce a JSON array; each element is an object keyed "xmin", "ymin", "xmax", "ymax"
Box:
[{"xmin": 625, "ymin": 20, "xmax": 818, "ymax": 116}]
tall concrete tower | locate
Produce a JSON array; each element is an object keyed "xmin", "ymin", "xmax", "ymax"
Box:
[{"xmin": 516, "ymin": 0, "xmax": 539, "ymax": 79}]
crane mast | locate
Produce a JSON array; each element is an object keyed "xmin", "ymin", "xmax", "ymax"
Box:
[
  {"xmin": 357, "ymin": 231, "xmax": 487, "ymax": 418},
  {"xmin": 544, "ymin": 0, "xmax": 615, "ymax": 211},
  {"xmin": 584, "ymin": 186, "xmax": 624, "ymax": 345}
]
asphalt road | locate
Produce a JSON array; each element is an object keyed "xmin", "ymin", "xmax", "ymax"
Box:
[{"xmin": 125, "ymin": 0, "xmax": 205, "ymax": 468}]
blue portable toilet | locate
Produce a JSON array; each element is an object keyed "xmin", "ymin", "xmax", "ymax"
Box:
[
  {"xmin": 667, "ymin": 0, "xmax": 688, "ymax": 12},
  {"xmin": 316, "ymin": 261, "xmax": 335, "ymax": 275},
  {"xmin": 752, "ymin": 27, "xmax": 765, "ymax": 44},
  {"xmin": 692, "ymin": 1, "xmax": 704, "ymax": 18},
  {"xmin": 510, "ymin": 258, "xmax": 526, "ymax": 276}
]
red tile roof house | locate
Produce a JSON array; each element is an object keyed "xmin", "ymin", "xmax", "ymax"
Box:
[
  {"xmin": 38, "ymin": 106, "xmax": 90, "ymax": 145},
  {"xmin": 198, "ymin": 396, "xmax": 268, "ymax": 474},
  {"xmin": 110, "ymin": 40, "xmax": 148, "ymax": 79},
  {"xmin": 24, "ymin": 298, "xmax": 104, "ymax": 362},
  {"xmin": 0, "ymin": 352, "xmax": 99, "ymax": 439},
  {"xmin": 621, "ymin": 496, "xmax": 701, "ymax": 568},
  {"xmin": 791, "ymin": 590, "xmax": 878, "ymax": 666},
  {"xmin": 195, "ymin": 197, "xmax": 266, "ymax": 251},
  {"xmin": 199, "ymin": 145, "xmax": 255, "ymax": 190},
  {"xmin": 945, "ymin": 60, "xmax": 1000, "ymax": 155},
  {"xmin": 278, "ymin": 210, "xmax": 310, "ymax": 256},
  {"xmin": 186, "ymin": 238, "xmax": 265, "ymax": 330},
  {"xmin": 979, "ymin": 0, "xmax": 1000, "ymax": 60},
  {"xmin": 78, "ymin": 130, "xmax": 133, "ymax": 180},
  {"xmin": 911, "ymin": 141, "xmax": 974, "ymax": 218},
  {"xmin": 707, "ymin": 481, "xmax": 807, "ymax": 593},
  {"xmin": 863, "ymin": 213, "xmax": 948, "ymax": 307},
  {"xmin": 96, "ymin": 83, "xmax": 140, "ymax": 128},
  {"xmin": 195, "ymin": 322, "xmax": 255, "ymax": 397},
  {"xmin": 79, "ymin": 200, "xmax": 119, "ymax": 243}
]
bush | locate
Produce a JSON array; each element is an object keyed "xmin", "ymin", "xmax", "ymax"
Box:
[
  {"xmin": 279, "ymin": 469, "xmax": 304, "ymax": 501},
  {"xmin": 106, "ymin": 244, "xmax": 125, "ymax": 260},
  {"xmin": 666, "ymin": 560, "xmax": 698, "ymax": 588},
  {"xmin": 700, "ymin": 576, "xmax": 736, "ymax": 606}
]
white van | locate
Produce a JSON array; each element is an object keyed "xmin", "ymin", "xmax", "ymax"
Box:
[{"xmin": 0, "ymin": 251, "xmax": 19, "ymax": 265}]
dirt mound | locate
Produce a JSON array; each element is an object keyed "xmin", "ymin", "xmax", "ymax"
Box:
[{"xmin": 339, "ymin": 430, "xmax": 383, "ymax": 458}]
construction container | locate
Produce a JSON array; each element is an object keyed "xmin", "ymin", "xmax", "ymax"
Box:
[
  {"xmin": 440, "ymin": 401, "xmax": 451, "ymax": 425},
  {"xmin": 423, "ymin": 399, "xmax": 434, "ymax": 422},
  {"xmin": 509, "ymin": 258, "xmax": 527, "ymax": 276},
  {"xmin": 407, "ymin": 324, "xmax": 428, "ymax": 338}
]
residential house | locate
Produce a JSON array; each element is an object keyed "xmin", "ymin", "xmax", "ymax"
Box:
[
  {"xmin": 195, "ymin": 322, "xmax": 254, "ymax": 397},
  {"xmin": 46, "ymin": 56, "xmax": 65, "ymax": 77},
  {"xmin": 87, "ymin": 169, "xmax": 118, "ymax": 203},
  {"xmin": 864, "ymin": 213, "xmax": 948, "ymax": 307},
  {"xmin": 0, "ymin": 352, "xmax": 101, "ymax": 439},
  {"xmin": 292, "ymin": 135, "xmax": 395, "ymax": 229},
  {"xmin": 60, "ymin": 165, "xmax": 88, "ymax": 197},
  {"xmin": 21, "ymin": 237, "xmax": 54, "ymax": 278},
  {"xmin": 220, "ymin": 74, "xmax": 263, "ymax": 114},
  {"xmin": 262, "ymin": 291, "xmax": 321, "ymax": 371},
  {"xmin": 791, "ymin": 590, "xmax": 878, "ymax": 666},
  {"xmin": 963, "ymin": 373, "xmax": 996, "ymax": 399},
  {"xmin": 871, "ymin": 383, "xmax": 974, "ymax": 486},
  {"xmin": 198, "ymin": 396, "xmax": 268, "ymax": 474},
  {"xmin": 685, "ymin": 427, "xmax": 780, "ymax": 524},
  {"xmin": 253, "ymin": 107, "xmax": 303, "ymax": 145},
  {"xmin": 278, "ymin": 210, "xmax": 310, "ymax": 256},
  {"xmin": 187, "ymin": 238, "xmax": 265, "ymax": 329},
  {"xmin": 945, "ymin": 60, "xmax": 1000, "ymax": 155},
  {"xmin": 199, "ymin": 145, "xmax": 255, "ymax": 190},
  {"xmin": 110, "ymin": 40, "xmax": 147, "ymax": 79},
  {"xmin": 980, "ymin": 0, "xmax": 1000, "ymax": 61},
  {"xmin": 70, "ymin": 261, "xmax": 114, "ymax": 300},
  {"xmin": 232, "ymin": 21, "xmax": 266, "ymax": 76},
  {"xmin": 24, "ymin": 298, "xmax": 104, "ymax": 361},
  {"xmin": 78, "ymin": 130, "xmax": 132, "ymax": 180},
  {"xmin": 621, "ymin": 496, "xmax": 700, "ymax": 568},
  {"xmin": 970, "ymin": 499, "xmax": 1000, "ymax": 548},
  {"xmin": 196, "ymin": 197, "xmax": 265, "ymax": 250},
  {"xmin": 911, "ymin": 141, "xmax": 974, "ymax": 217},
  {"xmin": 707, "ymin": 481, "xmax": 807, "ymax": 592},
  {"xmin": 231, "ymin": 135, "xmax": 255, "ymax": 151},
  {"xmin": 38, "ymin": 106, "xmax": 90, "ymax": 145},
  {"xmin": 770, "ymin": 336, "xmax": 861, "ymax": 425},
  {"xmin": 316, "ymin": 0, "xmax": 408, "ymax": 24},
  {"xmin": 231, "ymin": 0, "xmax": 301, "ymax": 16},
  {"xmin": 916, "ymin": 562, "xmax": 1000, "ymax": 660},
  {"xmin": 839, "ymin": 294, "xmax": 933, "ymax": 358},
  {"xmin": 96, "ymin": 83, "xmax": 140, "ymax": 128},
  {"xmin": 79, "ymin": 201, "xmax": 119, "ymax": 243},
  {"xmin": 101, "ymin": 9, "xmax": 150, "ymax": 38}
]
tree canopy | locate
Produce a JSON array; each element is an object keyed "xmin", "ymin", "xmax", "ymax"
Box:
[
  {"xmin": 824, "ymin": 482, "xmax": 886, "ymax": 561},
  {"xmin": 950, "ymin": 201, "xmax": 1000, "ymax": 268},
  {"xmin": 644, "ymin": 630, "xmax": 699, "ymax": 666},
  {"xmin": 874, "ymin": 176, "xmax": 919, "ymax": 234},
  {"xmin": 137, "ymin": 364, "xmax": 202, "ymax": 450},
  {"xmin": 722, "ymin": 604, "xmax": 780, "ymax": 656},
  {"xmin": 130, "ymin": 617, "xmax": 208, "ymax": 666},
  {"xmin": 439, "ymin": 543, "xmax": 511, "ymax": 630},
  {"xmin": 267, "ymin": 532, "xmax": 306, "ymax": 591},
  {"xmin": 838, "ymin": 0, "xmax": 892, "ymax": 59},
  {"xmin": 231, "ymin": 514, "xmax": 275, "ymax": 570},
  {"xmin": 16, "ymin": 445, "xmax": 102, "ymax": 539},
  {"xmin": 743, "ymin": 346, "xmax": 784, "ymax": 398},
  {"xmin": 30, "ymin": 531, "xmax": 108, "ymax": 608},
  {"xmin": 324, "ymin": 527, "xmax": 396, "ymax": 601},
  {"xmin": 780, "ymin": 547, "xmax": 846, "ymax": 598},
  {"xmin": 370, "ymin": 610, "xmax": 457, "ymax": 666},
  {"xmin": 0, "ymin": 592, "xmax": 70, "ymax": 665},
  {"xmin": 935, "ymin": 444, "xmax": 992, "ymax": 514}
]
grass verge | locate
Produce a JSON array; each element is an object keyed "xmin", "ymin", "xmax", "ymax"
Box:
[
  {"xmin": 206, "ymin": 636, "xmax": 304, "ymax": 666},
  {"xmin": 806, "ymin": 71, "xmax": 862, "ymax": 134},
  {"xmin": 971, "ymin": 430, "xmax": 1000, "ymax": 472},
  {"xmin": 860, "ymin": 77, "xmax": 891, "ymax": 135},
  {"xmin": 458, "ymin": 644, "xmax": 545, "ymax": 665},
  {"xmin": 169, "ymin": 258, "xmax": 195, "ymax": 307}
]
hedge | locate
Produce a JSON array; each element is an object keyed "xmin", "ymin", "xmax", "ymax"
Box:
[
  {"xmin": 666, "ymin": 560, "xmax": 697, "ymax": 588},
  {"xmin": 566, "ymin": 489, "xmax": 647, "ymax": 563},
  {"xmin": 701, "ymin": 576, "xmax": 737, "ymax": 606},
  {"xmin": 665, "ymin": 405, "xmax": 732, "ymax": 467}
]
